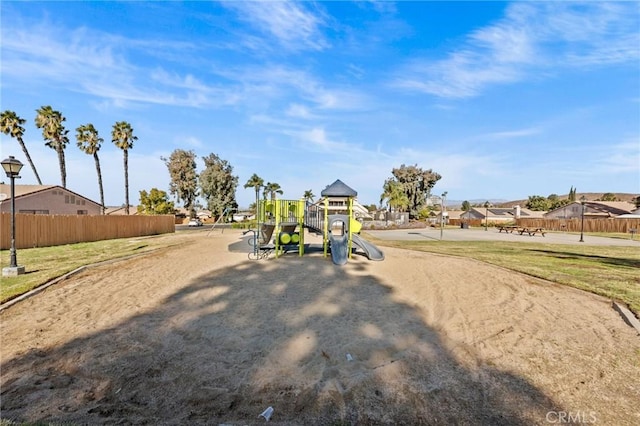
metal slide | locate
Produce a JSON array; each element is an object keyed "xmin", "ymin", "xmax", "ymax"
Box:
[
  {"xmin": 329, "ymin": 234, "xmax": 349, "ymax": 265},
  {"xmin": 351, "ymin": 234, "xmax": 385, "ymax": 261}
]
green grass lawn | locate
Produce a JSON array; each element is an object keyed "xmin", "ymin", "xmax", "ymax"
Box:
[
  {"xmin": 2, "ymin": 232, "xmax": 639, "ymax": 317},
  {"xmin": 365, "ymin": 235, "xmax": 640, "ymax": 316}
]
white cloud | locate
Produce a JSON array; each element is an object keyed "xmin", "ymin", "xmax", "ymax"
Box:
[
  {"xmin": 597, "ymin": 139, "xmax": 640, "ymax": 174},
  {"xmin": 0, "ymin": 23, "xmax": 236, "ymax": 110},
  {"xmin": 480, "ymin": 127, "xmax": 543, "ymax": 141},
  {"xmin": 393, "ymin": 2, "xmax": 640, "ymax": 99},
  {"xmin": 223, "ymin": 1, "xmax": 329, "ymax": 51}
]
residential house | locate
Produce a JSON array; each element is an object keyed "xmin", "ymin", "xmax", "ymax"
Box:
[
  {"xmin": 0, "ymin": 184, "xmax": 102, "ymax": 215},
  {"xmin": 544, "ymin": 201, "xmax": 636, "ymax": 219},
  {"xmin": 317, "ymin": 179, "xmax": 373, "ymax": 219},
  {"xmin": 460, "ymin": 205, "xmax": 545, "ymax": 223},
  {"xmin": 105, "ymin": 205, "xmax": 138, "ymax": 215}
]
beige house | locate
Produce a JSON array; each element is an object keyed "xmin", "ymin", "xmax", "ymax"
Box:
[
  {"xmin": 0, "ymin": 184, "xmax": 102, "ymax": 215},
  {"xmin": 460, "ymin": 206, "xmax": 545, "ymax": 222},
  {"xmin": 544, "ymin": 201, "xmax": 636, "ymax": 219}
]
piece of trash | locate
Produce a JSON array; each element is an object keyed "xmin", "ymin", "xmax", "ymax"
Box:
[
  {"xmin": 259, "ymin": 406, "xmax": 274, "ymax": 421},
  {"xmin": 346, "ymin": 353, "xmax": 354, "ymax": 361}
]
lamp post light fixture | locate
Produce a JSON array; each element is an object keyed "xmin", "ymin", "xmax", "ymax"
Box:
[
  {"xmin": 579, "ymin": 196, "xmax": 586, "ymax": 243},
  {"xmin": 2, "ymin": 156, "xmax": 26, "ymax": 277},
  {"xmin": 484, "ymin": 201, "xmax": 491, "ymax": 231}
]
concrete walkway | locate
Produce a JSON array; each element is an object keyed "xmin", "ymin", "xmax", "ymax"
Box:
[{"xmin": 364, "ymin": 227, "xmax": 640, "ymax": 247}]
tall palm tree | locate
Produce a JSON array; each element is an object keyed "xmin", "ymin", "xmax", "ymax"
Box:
[
  {"xmin": 263, "ymin": 182, "xmax": 283, "ymax": 200},
  {"xmin": 244, "ymin": 173, "xmax": 264, "ymax": 216},
  {"xmin": 76, "ymin": 123, "xmax": 105, "ymax": 214},
  {"xmin": 1, "ymin": 110, "xmax": 42, "ymax": 184},
  {"xmin": 35, "ymin": 106, "xmax": 69, "ymax": 187},
  {"xmin": 111, "ymin": 121, "xmax": 137, "ymax": 215},
  {"xmin": 303, "ymin": 189, "xmax": 315, "ymax": 203}
]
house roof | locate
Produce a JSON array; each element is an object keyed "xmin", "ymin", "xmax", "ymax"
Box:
[
  {"xmin": 0, "ymin": 184, "xmax": 101, "ymax": 207},
  {"xmin": 320, "ymin": 179, "xmax": 357, "ymax": 197},
  {"xmin": 0, "ymin": 184, "xmax": 56, "ymax": 198},
  {"xmin": 545, "ymin": 201, "xmax": 635, "ymax": 217},
  {"xmin": 464, "ymin": 206, "xmax": 545, "ymax": 219},
  {"xmin": 105, "ymin": 205, "xmax": 138, "ymax": 215},
  {"xmin": 586, "ymin": 201, "xmax": 635, "ymax": 215}
]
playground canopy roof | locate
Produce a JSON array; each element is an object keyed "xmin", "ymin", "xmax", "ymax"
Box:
[{"xmin": 321, "ymin": 179, "xmax": 357, "ymax": 197}]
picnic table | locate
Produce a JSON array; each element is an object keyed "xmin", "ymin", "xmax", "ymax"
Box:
[{"xmin": 497, "ymin": 225, "xmax": 545, "ymax": 236}]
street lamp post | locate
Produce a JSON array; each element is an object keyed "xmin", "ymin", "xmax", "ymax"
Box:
[
  {"xmin": 2, "ymin": 156, "xmax": 25, "ymax": 277},
  {"xmin": 579, "ymin": 196, "xmax": 586, "ymax": 242},
  {"xmin": 440, "ymin": 191, "xmax": 448, "ymax": 240},
  {"xmin": 484, "ymin": 201, "xmax": 491, "ymax": 231}
]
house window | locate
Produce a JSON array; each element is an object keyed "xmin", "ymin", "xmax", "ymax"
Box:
[
  {"xmin": 77, "ymin": 210, "xmax": 88, "ymax": 215},
  {"xmin": 65, "ymin": 195, "xmax": 70, "ymax": 203},
  {"xmin": 81, "ymin": 200, "xmax": 86, "ymax": 205},
  {"xmin": 70, "ymin": 195, "xmax": 76, "ymax": 204},
  {"xmin": 19, "ymin": 210, "xmax": 49, "ymax": 214}
]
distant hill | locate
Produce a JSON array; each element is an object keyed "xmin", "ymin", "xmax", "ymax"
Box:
[{"xmin": 495, "ymin": 193, "xmax": 639, "ymax": 208}]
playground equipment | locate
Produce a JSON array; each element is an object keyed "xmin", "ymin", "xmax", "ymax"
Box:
[
  {"xmin": 206, "ymin": 207, "xmax": 236, "ymax": 236},
  {"xmin": 253, "ymin": 179, "xmax": 384, "ymax": 265}
]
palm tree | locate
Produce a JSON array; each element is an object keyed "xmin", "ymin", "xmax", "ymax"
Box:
[
  {"xmin": 76, "ymin": 124, "xmax": 105, "ymax": 214},
  {"xmin": 380, "ymin": 179, "xmax": 409, "ymax": 212},
  {"xmin": 1, "ymin": 110, "xmax": 42, "ymax": 184},
  {"xmin": 263, "ymin": 182, "xmax": 283, "ymax": 200},
  {"xmin": 111, "ymin": 121, "xmax": 137, "ymax": 215},
  {"xmin": 303, "ymin": 189, "xmax": 315, "ymax": 203},
  {"xmin": 244, "ymin": 173, "xmax": 264, "ymax": 217},
  {"xmin": 35, "ymin": 106, "xmax": 69, "ymax": 187}
]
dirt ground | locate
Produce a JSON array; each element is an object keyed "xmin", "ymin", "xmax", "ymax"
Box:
[{"xmin": 1, "ymin": 230, "xmax": 639, "ymax": 425}]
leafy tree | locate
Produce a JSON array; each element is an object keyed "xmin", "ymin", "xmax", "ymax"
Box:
[
  {"xmin": 263, "ymin": 182, "xmax": 283, "ymax": 200},
  {"xmin": 599, "ymin": 192, "xmax": 617, "ymax": 202},
  {"xmin": 382, "ymin": 164, "xmax": 441, "ymax": 218},
  {"xmin": 525, "ymin": 195, "xmax": 550, "ymax": 211},
  {"xmin": 568, "ymin": 186, "xmax": 576, "ymax": 202},
  {"xmin": 112, "ymin": 121, "xmax": 137, "ymax": 215},
  {"xmin": 162, "ymin": 149, "xmax": 198, "ymax": 217},
  {"xmin": 1, "ymin": 110, "xmax": 42, "ymax": 184},
  {"xmin": 549, "ymin": 198, "xmax": 571, "ymax": 210},
  {"xmin": 243, "ymin": 173, "xmax": 264, "ymax": 215},
  {"xmin": 137, "ymin": 188, "xmax": 175, "ymax": 215},
  {"xmin": 461, "ymin": 200, "xmax": 471, "ymax": 211},
  {"xmin": 303, "ymin": 189, "xmax": 315, "ymax": 203},
  {"xmin": 76, "ymin": 123, "xmax": 105, "ymax": 214},
  {"xmin": 634, "ymin": 195, "xmax": 640, "ymax": 208},
  {"xmin": 35, "ymin": 106, "xmax": 69, "ymax": 187},
  {"xmin": 380, "ymin": 178, "xmax": 409, "ymax": 212},
  {"xmin": 199, "ymin": 153, "xmax": 238, "ymax": 218}
]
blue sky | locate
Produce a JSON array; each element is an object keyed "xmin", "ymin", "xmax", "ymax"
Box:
[{"xmin": 1, "ymin": 1, "xmax": 639, "ymax": 209}]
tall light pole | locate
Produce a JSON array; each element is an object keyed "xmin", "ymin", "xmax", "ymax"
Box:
[
  {"xmin": 2, "ymin": 156, "xmax": 25, "ymax": 277},
  {"xmin": 440, "ymin": 191, "xmax": 447, "ymax": 240},
  {"xmin": 484, "ymin": 201, "xmax": 491, "ymax": 231},
  {"xmin": 579, "ymin": 196, "xmax": 586, "ymax": 242}
]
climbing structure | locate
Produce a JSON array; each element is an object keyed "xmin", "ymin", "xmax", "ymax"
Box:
[{"xmin": 256, "ymin": 179, "xmax": 383, "ymax": 264}]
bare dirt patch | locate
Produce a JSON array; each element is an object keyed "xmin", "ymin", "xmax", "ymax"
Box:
[{"xmin": 1, "ymin": 230, "xmax": 638, "ymax": 425}]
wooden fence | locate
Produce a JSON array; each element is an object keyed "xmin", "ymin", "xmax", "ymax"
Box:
[
  {"xmin": 516, "ymin": 218, "xmax": 640, "ymax": 234},
  {"xmin": 1, "ymin": 213, "xmax": 175, "ymax": 250},
  {"xmin": 449, "ymin": 218, "xmax": 640, "ymax": 234}
]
